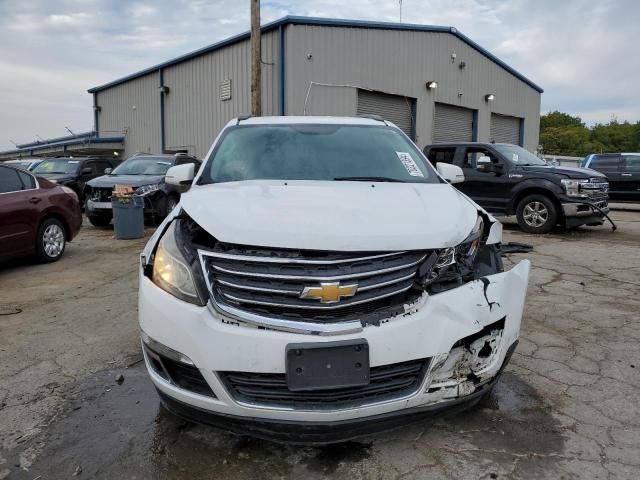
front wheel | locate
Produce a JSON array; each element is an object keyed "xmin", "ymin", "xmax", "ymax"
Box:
[
  {"xmin": 36, "ymin": 218, "xmax": 66, "ymax": 263},
  {"xmin": 516, "ymin": 194, "xmax": 558, "ymax": 234},
  {"xmin": 164, "ymin": 194, "xmax": 180, "ymax": 217}
]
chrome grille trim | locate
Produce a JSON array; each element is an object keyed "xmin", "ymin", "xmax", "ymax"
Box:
[
  {"xmin": 201, "ymin": 250, "xmax": 409, "ymax": 265},
  {"xmin": 222, "ymin": 284, "xmax": 414, "ymax": 310},
  {"xmin": 209, "ymin": 255, "xmax": 426, "ymax": 282},
  {"xmin": 216, "ymin": 279, "xmax": 300, "ymax": 296}
]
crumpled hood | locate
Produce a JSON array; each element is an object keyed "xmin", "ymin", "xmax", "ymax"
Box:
[
  {"xmin": 519, "ymin": 165, "xmax": 606, "ymax": 179},
  {"xmin": 181, "ymin": 180, "xmax": 478, "ymax": 251},
  {"xmin": 87, "ymin": 174, "xmax": 164, "ymax": 188}
]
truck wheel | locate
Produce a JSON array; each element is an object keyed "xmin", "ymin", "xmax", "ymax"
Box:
[
  {"xmin": 88, "ymin": 215, "xmax": 112, "ymax": 227},
  {"xmin": 36, "ymin": 218, "xmax": 66, "ymax": 263},
  {"xmin": 516, "ymin": 194, "xmax": 558, "ymax": 234}
]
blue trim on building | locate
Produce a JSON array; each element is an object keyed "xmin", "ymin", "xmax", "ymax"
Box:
[
  {"xmin": 159, "ymin": 68, "xmax": 166, "ymax": 152},
  {"xmin": 278, "ymin": 25, "xmax": 286, "ymax": 115},
  {"xmin": 87, "ymin": 16, "xmax": 543, "ymax": 94},
  {"xmin": 518, "ymin": 118, "xmax": 525, "ymax": 147},
  {"xmin": 472, "ymin": 110, "xmax": 479, "ymax": 142},
  {"xmin": 93, "ymin": 93, "xmax": 99, "ymax": 134},
  {"xmin": 0, "ymin": 136, "xmax": 125, "ymax": 156},
  {"xmin": 17, "ymin": 131, "xmax": 97, "ymax": 149}
]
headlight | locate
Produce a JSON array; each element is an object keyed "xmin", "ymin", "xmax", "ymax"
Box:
[
  {"xmin": 434, "ymin": 216, "xmax": 484, "ymax": 268},
  {"xmin": 561, "ymin": 179, "xmax": 589, "ymax": 198},
  {"xmin": 152, "ymin": 221, "xmax": 202, "ymax": 305},
  {"xmin": 135, "ymin": 184, "xmax": 161, "ymax": 195}
]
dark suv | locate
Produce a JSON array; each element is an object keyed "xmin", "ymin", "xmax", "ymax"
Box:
[
  {"xmin": 84, "ymin": 153, "xmax": 200, "ymax": 226},
  {"xmin": 425, "ymin": 142, "xmax": 609, "ymax": 233},
  {"xmin": 581, "ymin": 153, "xmax": 640, "ymax": 202},
  {"xmin": 31, "ymin": 157, "xmax": 117, "ymax": 204}
]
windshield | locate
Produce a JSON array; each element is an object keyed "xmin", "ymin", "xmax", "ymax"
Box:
[
  {"xmin": 493, "ymin": 144, "xmax": 546, "ymax": 166},
  {"xmin": 33, "ymin": 159, "xmax": 80, "ymax": 174},
  {"xmin": 201, "ymin": 125, "xmax": 437, "ymax": 184},
  {"xmin": 111, "ymin": 157, "xmax": 174, "ymax": 175}
]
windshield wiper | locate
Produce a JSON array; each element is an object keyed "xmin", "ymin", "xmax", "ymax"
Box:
[{"xmin": 334, "ymin": 176, "xmax": 404, "ymax": 182}]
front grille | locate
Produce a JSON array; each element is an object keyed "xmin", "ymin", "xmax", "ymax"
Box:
[
  {"xmin": 91, "ymin": 187, "xmax": 112, "ymax": 202},
  {"xmin": 220, "ymin": 358, "xmax": 429, "ymax": 409},
  {"xmin": 199, "ymin": 246, "xmax": 430, "ymax": 324},
  {"xmin": 582, "ymin": 178, "xmax": 609, "ymax": 209}
]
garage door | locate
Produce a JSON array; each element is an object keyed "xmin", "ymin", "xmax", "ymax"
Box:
[
  {"xmin": 433, "ymin": 103, "xmax": 474, "ymax": 143},
  {"xmin": 357, "ymin": 90, "xmax": 415, "ymax": 139},
  {"xmin": 490, "ymin": 113, "xmax": 522, "ymax": 145}
]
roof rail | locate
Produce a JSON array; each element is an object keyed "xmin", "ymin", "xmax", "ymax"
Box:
[
  {"xmin": 358, "ymin": 114, "xmax": 385, "ymax": 123},
  {"xmin": 236, "ymin": 114, "xmax": 252, "ymax": 125}
]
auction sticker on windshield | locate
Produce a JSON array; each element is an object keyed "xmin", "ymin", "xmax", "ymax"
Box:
[{"xmin": 396, "ymin": 152, "xmax": 424, "ymax": 177}]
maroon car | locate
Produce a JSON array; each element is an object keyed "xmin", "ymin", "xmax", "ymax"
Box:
[{"xmin": 0, "ymin": 164, "xmax": 82, "ymax": 263}]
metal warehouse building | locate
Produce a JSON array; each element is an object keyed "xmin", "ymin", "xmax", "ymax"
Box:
[{"xmin": 87, "ymin": 16, "xmax": 542, "ymax": 159}]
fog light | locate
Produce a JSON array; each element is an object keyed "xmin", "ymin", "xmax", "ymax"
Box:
[{"xmin": 141, "ymin": 331, "xmax": 194, "ymax": 366}]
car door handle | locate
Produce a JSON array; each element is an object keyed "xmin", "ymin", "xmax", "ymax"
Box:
[
  {"xmin": 29, "ymin": 197, "xmax": 42, "ymax": 204},
  {"xmin": 621, "ymin": 173, "xmax": 632, "ymax": 176}
]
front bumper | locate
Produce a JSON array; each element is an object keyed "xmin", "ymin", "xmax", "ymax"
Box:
[
  {"xmin": 139, "ymin": 260, "xmax": 530, "ymax": 434},
  {"xmin": 86, "ymin": 193, "xmax": 166, "ymax": 218},
  {"xmin": 561, "ymin": 201, "xmax": 609, "ymax": 228}
]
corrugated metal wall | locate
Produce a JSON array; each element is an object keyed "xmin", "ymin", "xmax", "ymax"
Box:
[
  {"xmin": 284, "ymin": 25, "xmax": 540, "ymax": 151},
  {"xmin": 163, "ymin": 30, "xmax": 279, "ymax": 158},
  {"xmin": 490, "ymin": 113, "xmax": 521, "ymax": 145},
  {"xmin": 96, "ymin": 73, "xmax": 160, "ymax": 158}
]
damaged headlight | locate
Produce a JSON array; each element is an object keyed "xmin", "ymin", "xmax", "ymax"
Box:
[
  {"xmin": 152, "ymin": 221, "xmax": 203, "ymax": 305},
  {"xmin": 434, "ymin": 216, "xmax": 484, "ymax": 269}
]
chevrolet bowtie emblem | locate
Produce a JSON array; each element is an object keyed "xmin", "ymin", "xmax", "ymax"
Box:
[{"xmin": 300, "ymin": 282, "xmax": 358, "ymax": 304}]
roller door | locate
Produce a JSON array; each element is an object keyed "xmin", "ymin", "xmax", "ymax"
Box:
[
  {"xmin": 490, "ymin": 113, "xmax": 522, "ymax": 145},
  {"xmin": 357, "ymin": 90, "xmax": 415, "ymax": 139},
  {"xmin": 433, "ymin": 103, "xmax": 474, "ymax": 143}
]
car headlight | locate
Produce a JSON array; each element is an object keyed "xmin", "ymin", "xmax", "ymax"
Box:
[
  {"xmin": 434, "ymin": 216, "xmax": 484, "ymax": 269},
  {"xmin": 152, "ymin": 221, "xmax": 202, "ymax": 305},
  {"xmin": 135, "ymin": 184, "xmax": 161, "ymax": 195},
  {"xmin": 561, "ymin": 179, "xmax": 589, "ymax": 198}
]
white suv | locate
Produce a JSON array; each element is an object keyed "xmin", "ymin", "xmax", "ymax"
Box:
[{"xmin": 138, "ymin": 116, "xmax": 530, "ymax": 443}]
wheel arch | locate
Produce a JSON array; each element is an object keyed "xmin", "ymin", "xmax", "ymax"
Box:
[
  {"xmin": 39, "ymin": 211, "xmax": 73, "ymax": 240},
  {"xmin": 510, "ymin": 182, "xmax": 564, "ymax": 219}
]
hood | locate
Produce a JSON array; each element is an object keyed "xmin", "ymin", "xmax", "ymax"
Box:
[
  {"xmin": 518, "ymin": 165, "xmax": 606, "ymax": 179},
  {"xmin": 87, "ymin": 174, "xmax": 165, "ymax": 188},
  {"xmin": 181, "ymin": 180, "xmax": 479, "ymax": 251},
  {"xmin": 36, "ymin": 173, "xmax": 75, "ymax": 183}
]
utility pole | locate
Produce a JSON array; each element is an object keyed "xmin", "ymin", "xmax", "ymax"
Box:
[
  {"xmin": 399, "ymin": 0, "xmax": 403, "ymax": 23},
  {"xmin": 250, "ymin": 0, "xmax": 262, "ymax": 116}
]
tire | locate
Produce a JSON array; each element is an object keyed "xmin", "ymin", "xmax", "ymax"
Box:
[
  {"xmin": 36, "ymin": 218, "xmax": 66, "ymax": 263},
  {"xmin": 516, "ymin": 194, "xmax": 558, "ymax": 234},
  {"xmin": 88, "ymin": 215, "xmax": 112, "ymax": 227},
  {"xmin": 164, "ymin": 194, "xmax": 180, "ymax": 217}
]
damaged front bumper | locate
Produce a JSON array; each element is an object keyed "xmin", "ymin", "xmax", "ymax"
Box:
[{"xmin": 139, "ymin": 259, "xmax": 530, "ymax": 442}]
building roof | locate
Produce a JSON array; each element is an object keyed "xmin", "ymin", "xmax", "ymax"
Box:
[
  {"xmin": 0, "ymin": 131, "xmax": 124, "ymax": 159},
  {"xmin": 88, "ymin": 16, "xmax": 543, "ymax": 94}
]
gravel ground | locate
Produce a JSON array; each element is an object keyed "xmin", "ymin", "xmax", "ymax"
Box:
[{"xmin": 0, "ymin": 208, "xmax": 639, "ymax": 479}]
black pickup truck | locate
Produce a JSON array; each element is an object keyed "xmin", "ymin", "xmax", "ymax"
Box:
[{"xmin": 425, "ymin": 142, "xmax": 609, "ymax": 233}]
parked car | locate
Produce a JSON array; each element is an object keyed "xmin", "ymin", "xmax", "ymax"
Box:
[
  {"xmin": 424, "ymin": 142, "xmax": 610, "ymax": 233},
  {"xmin": 138, "ymin": 116, "xmax": 530, "ymax": 443},
  {"xmin": 581, "ymin": 153, "xmax": 640, "ymax": 202},
  {"xmin": 31, "ymin": 157, "xmax": 117, "ymax": 204},
  {"xmin": 84, "ymin": 153, "xmax": 201, "ymax": 227},
  {"xmin": 5, "ymin": 158, "xmax": 44, "ymax": 171},
  {"xmin": 0, "ymin": 164, "xmax": 82, "ymax": 263}
]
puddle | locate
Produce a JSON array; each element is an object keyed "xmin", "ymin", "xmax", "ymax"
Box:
[{"xmin": 2, "ymin": 366, "xmax": 564, "ymax": 479}]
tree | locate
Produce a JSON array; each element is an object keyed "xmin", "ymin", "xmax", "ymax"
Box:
[{"xmin": 540, "ymin": 111, "xmax": 584, "ymax": 132}]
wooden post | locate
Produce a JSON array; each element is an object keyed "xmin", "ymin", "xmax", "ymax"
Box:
[{"xmin": 250, "ymin": 0, "xmax": 262, "ymax": 116}]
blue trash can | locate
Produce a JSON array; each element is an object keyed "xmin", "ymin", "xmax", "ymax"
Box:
[{"xmin": 112, "ymin": 196, "xmax": 144, "ymax": 240}]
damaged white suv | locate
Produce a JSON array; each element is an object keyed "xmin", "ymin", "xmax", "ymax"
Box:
[{"xmin": 139, "ymin": 116, "xmax": 530, "ymax": 443}]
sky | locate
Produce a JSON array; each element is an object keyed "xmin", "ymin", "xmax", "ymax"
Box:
[{"xmin": 0, "ymin": 0, "xmax": 638, "ymax": 149}]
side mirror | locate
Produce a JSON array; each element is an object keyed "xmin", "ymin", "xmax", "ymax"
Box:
[
  {"xmin": 436, "ymin": 162, "xmax": 465, "ymax": 184},
  {"xmin": 81, "ymin": 167, "xmax": 93, "ymax": 174},
  {"xmin": 166, "ymin": 163, "xmax": 195, "ymax": 186},
  {"xmin": 477, "ymin": 156, "xmax": 503, "ymax": 173},
  {"xmin": 104, "ymin": 168, "xmax": 112, "ymax": 174}
]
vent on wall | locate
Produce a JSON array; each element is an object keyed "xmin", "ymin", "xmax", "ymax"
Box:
[{"xmin": 220, "ymin": 79, "xmax": 232, "ymax": 101}]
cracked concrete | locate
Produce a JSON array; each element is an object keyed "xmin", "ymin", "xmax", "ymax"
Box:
[{"xmin": 1, "ymin": 208, "xmax": 639, "ymax": 479}]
